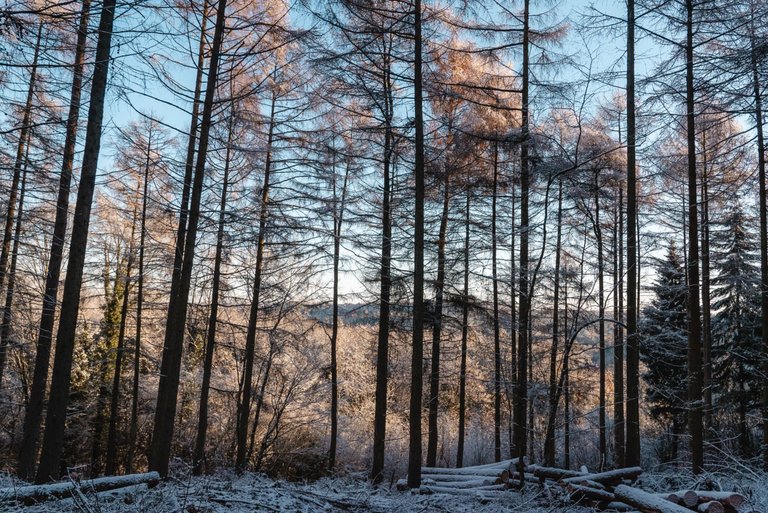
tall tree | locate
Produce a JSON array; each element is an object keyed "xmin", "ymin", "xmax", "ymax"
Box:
[
  {"xmin": 149, "ymin": 0, "xmax": 228, "ymax": 478},
  {"xmin": 625, "ymin": 0, "xmax": 641, "ymax": 468},
  {"xmin": 0, "ymin": 21, "xmax": 42, "ymax": 389},
  {"xmin": 35, "ymin": 0, "xmax": 118, "ymax": 482},
  {"xmin": 407, "ymin": 0, "xmax": 425, "ymax": 488}
]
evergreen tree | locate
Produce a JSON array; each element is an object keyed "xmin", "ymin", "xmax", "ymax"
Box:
[
  {"xmin": 711, "ymin": 205, "xmax": 762, "ymax": 455},
  {"xmin": 640, "ymin": 241, "xmax": 688, "ymax": 461}
]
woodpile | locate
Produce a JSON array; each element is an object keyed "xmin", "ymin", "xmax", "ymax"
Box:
[
  {"xmin": 0, "ymin": 472, "xmax": 160, "ymax": 505},
  {"xmin": 400, "ymin": 461, "xmax": 751, "ymax": 513}
]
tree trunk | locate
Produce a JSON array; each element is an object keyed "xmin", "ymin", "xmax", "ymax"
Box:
[
  {"xmin": 544, "ymin": 179, "xmax": 563, "ymax": 467},
  {"xmin": 456, "ymin": 186, "xmax": 470, "ymax": 468},
  {"xmin": 18, "ymin": 0, "xmax": 90, "ymax": 480},
  {"xmin": 492, "ymin": 142, "xmax": 502, "ymax": 463},
  {"xmin": 105, "ymin": 212, "xmax": 137, "ymax": 475},
  {"xmin": 370, "ymin": 57, "xmax": 393, "ymax": 483},
  {"xmin": 149, "ymin": 0, "xmax": 227, "ymax": 478},
  {"xmin": 563, "ymin": 276, "xmax": 570, "ymax": 469},
  {"xmin": 595, "ymin": 172, "xmax": 606, "ymax": 470},
  {"xmin": 427, "ymin": 134, "xmax": 450, "ymax": 467},
  {"xmin": 625, "ymin": 0, "xmax": 641, "ymax": 468},
  {"xmin": 749, "ymin": 9, "xmax": 768, "ymax": 470},
  {"xmin": 0, "ymin": 22, "xmax": 42, "ymax": 389},
  {"xmin": 614, "ymin": 189, "xmax": 625, "ymax": 467},
  {"xmin": 685, "ymin": 0, "xmax": 704, "ymax": 474},
  {"xmin": 407, "ymin": 0, "xmax": 425, "ymax": 488},
  {"xmin": 700, "ymin": 127, "xmax": 712, "ymax": 436},
  {"xmin": 163, "ymin": 0, "xmax": 209, "ymax": 360},
  {"xmin": 235, "ymin": 90, "xmax": 276, "ymax": 471},
  {"xmin": 329, "ymin": 155, "xmax": 350, "ymax": 471},
  {"xmin": 513, "ymin": 0, "xmax": 530, "ymax": 477},
  {"xmin": 126, "ymin": 128, "xmax": 151, "ymax": 474},
  {"xmin": 0, "ymin": 130, "xmax": 30, "ymax": 389},
  {"xmin": 192, "ymin": 114, "xmax": 232, "ymax": 475},
  {"xmin": 35, "ymin": 0, "xmax": 118, "ymax": 482}
]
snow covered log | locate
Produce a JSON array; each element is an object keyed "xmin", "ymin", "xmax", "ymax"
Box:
[
  {"xmin": 422, "ymin": 478, "xmax": 498, "ymax": 489},
  {"xmin": 567, "ymin": 483, "xmax": 616, "ymax": 502},
  {"xmin": 615, "ymin": 484, "xmax": 699, "ymax": 513},
  {"xmin": 532, "ymin": 465, "xmax": 587, "ymax": 481},
  {"xmin": 697, "ymin": 501, "xmax": 725, "ymax": 513},
  {"xmin": 0, "ymin": 472, "xmax": 161, "ymax": 504},
  {"xmin": 421, "ymin": 473, "xmax": 503, "ymax": 483},
  {"xmin": 670, "ymin": 491, "xmax": 745, "ymax": 509},
  {"xmin": 563, "ymin": 467, "xmax": 643, "ymax": 486},
  {"xmin": 419, "ymin": 484, "xmax": 506, "ymax": 496},
  {"xmin": 419, "ymin": 464, "xmax": 511, "ymax": 476}
]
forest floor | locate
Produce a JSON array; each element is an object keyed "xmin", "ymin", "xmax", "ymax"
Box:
[{"xmin": 2, "ymin": 465, "xmax": 768, "ymax": 513}]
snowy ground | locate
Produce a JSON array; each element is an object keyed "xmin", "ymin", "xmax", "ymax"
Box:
[
  {"xmin": 2, "ymin": 467, "xmax": 767, "ymax": 512},
  {"xmin": 0, "ymin": 470, "xmax": 594, "ymax": 513}
]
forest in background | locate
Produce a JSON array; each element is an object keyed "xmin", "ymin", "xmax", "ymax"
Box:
[{"xmin": 0, "ymin": 0, "xmax": 766, "ymax": 487}]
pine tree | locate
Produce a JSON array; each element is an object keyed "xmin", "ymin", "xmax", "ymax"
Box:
[
  {"xmin": 711, "ymin": 206, "xmax": 762, "ymax": 455},
  {"xmin": 640, "ymin": 241, "xmax": 688, "ymax": 461}
]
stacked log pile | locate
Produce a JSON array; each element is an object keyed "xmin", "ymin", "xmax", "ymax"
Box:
[{"xmin": 403, "ymin": 461, "xmax": 753, "ymax": 513}]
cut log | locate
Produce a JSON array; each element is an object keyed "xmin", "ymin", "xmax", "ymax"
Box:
[
  {"xmin": 563, "ymin": 467, "xmax": 643, "ymax": 486},
  {"xmin": 687, "ymin": 491, "xmax": 745, "ymax": 509},
  {"xmin": 698, "ymin": 501, "xmax": 725, "ymax": 513},
  {"xmin": 615, "ymin": 485, "xmax": 698, "ymax": 513},
  {"xmin": 532, "ymin": 466, "xmax": 587, "ymax": 481},
  {"xmin": 422, "ymin": 479, "xmax": 497, "ymax": 489},
  {"xmin": 419, "ymin": 484, "xmax": 506, "ymax": 496},
  {"xmin": 0, "ymin": 472, "xmax": 161, "ymax": 505},
  {"xmin": 419, "ymin": 466, "xmax": 510, "ymax": 476},
  {"xmin": 602, "ymin": 500, "xmax": 637, "ymax": 511},
  {"xmin": 421, "ymin": 473, "xmax": 502, "ymax": 482},
  {"xmin": 567, "ymin": 483, "xmax": 616, "ymax": 502}
]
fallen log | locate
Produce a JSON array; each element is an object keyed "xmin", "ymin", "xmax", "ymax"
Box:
[
  {"xmin": 673, "ymin": 491, "xmax": 745, "ymax": 509},
  {"xmin": 422, "ymin": 478, "xmax": 498, "ymax": 489},
  {"xmin": 697, "ymin": 501, "xmax": 725, "ymax": 513},
  {"xmin": 419, "ymin": 465, "xmax": 510, "ymax": 476},
  {"xmin": 615, "ymin": 485, "xmax": 699, "ymax": 513},
  {"xmin": 563, "ymin": 467, "xmax": 643, "ymax": 486},
  {"xmin": 532, "ymin": 465, "xmax": 587, "ymax": 481},
  {"xmin": 0, "ymin": 472, "xmax": 161, "ymax": 505},
  {"xmin": 421, "ymin": 473, "xmax": 502, "ymax": 483},
  {"xmin": 567, "ymin": 483, "xmax": 616, "ymax": 503},
  {"xmin": 419, "ymin": 484, "xmax": 506, "ymax": 496},
  {"xmin": 601, "ymin": 500, "xmax": 638, "ymax": 511}
]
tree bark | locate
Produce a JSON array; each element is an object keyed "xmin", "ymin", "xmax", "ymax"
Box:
[
  {"xmin": 407, "ymin": 0, "xmax": 425, "ymax": 488},
  {"xmin": 544, "ymin": 179, "xmax": 563, "ymax": 467},
  {"xmin": 18, "ymin": 1, "xmax": 90, "ymax": 481},
  {"xmin": 456, "ymin": 186, "xmax": 470, "ymax": 468},
  {"xmin": 684, "ymin": 0, "xmax": 704, "ymax": 474},
  {"xmin": 614, "ymin": 188, "xmax": 625, "ymax": 466},
  {"xmin": 34, "ymin": 0, "xmax": 117, "ymax": 482},
  {"xmin": 105, "ymin": 211, "xmax": 137, "ymax": 475},
  {"xmin": 126, "ymin": 127, "xmax": 151, "ymax": 474},
  {"xmin": 749, "ymin": 7, "xmax": 768, "ymax": 470},
  {"xmin": 625, "ymin": 0, "xmax": 641, "ymax": 468},
  {"xmin": 329, "ymin": 154, "xmax": 350, "ymax": 471},
  {"xmin": 427, "ymin": 134, "xmax": 450, "ymax": 467},
  {"xmin": 235, "ymin": 90, "xmax": 276, "ymax": 471},
  {"xmin": 192, "ymin": 113, "xmax": 231, "ymax": 475},
  {"xmin": 513, "ymin": 0, "xmax": 530, "ymax": 478},
  {"xmin": 0, "ymin": 22, "xmax": 42, "ymax": 389},
  {"xmin": 492, "ymin": 142, "xmax": 502, "ymax": 463},
  {"xmin": 370, "ymin": 55, "xmax": 393, "ymax": 483},
  {"xmin": 149, "ymin": 0, "xmax": 227, "ymax": 478}
]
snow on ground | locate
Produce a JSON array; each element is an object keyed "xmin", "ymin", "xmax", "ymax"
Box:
[
  {"xmin": 2, "ymin": 466, "xmax": 767, "ymax": 513},
  {"xmin": 0, "ymin": 470, "xmax": 594, "ymax": 513}
]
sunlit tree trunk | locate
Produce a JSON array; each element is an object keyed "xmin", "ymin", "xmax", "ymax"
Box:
[
  {"xmin": 149, "ymin": 0, "xmax": 227, "ymax": 478},
  {"xmin": 35, "ymin": 0, "xmax": 118, "ymax": 482}
]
